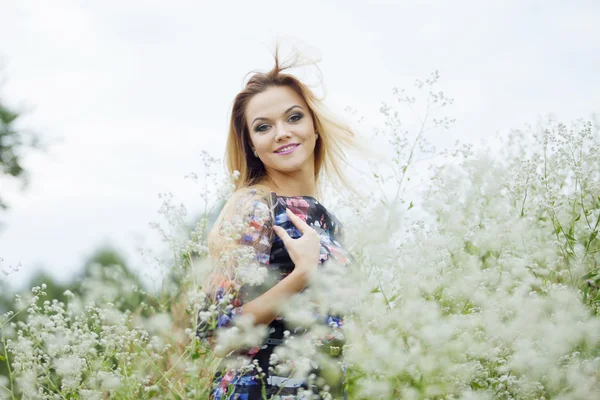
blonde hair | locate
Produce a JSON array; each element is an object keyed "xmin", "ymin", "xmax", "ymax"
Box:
[
  {"xmin": 225, "ymin": 43, "xmax": 369, "ymax": 201},
  {"xmin": 204, "ymin": 43, "xmax": 374, "ymax": 299}
]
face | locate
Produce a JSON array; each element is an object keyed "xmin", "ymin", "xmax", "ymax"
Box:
[{"xmin": 245, "ymin": 85, "xmax": 317, "ymax": 175}]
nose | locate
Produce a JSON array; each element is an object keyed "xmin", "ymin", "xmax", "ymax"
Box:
[{"xmin": 274, "ymin": 122, "xmax": 293, "ymax": 141}]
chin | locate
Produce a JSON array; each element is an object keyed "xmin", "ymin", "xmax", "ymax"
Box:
[
  {"xmin": 268, "ymin": 157, "xmax": 313, "ymax": 173},
  {"xmin": 271, "ymin": 163, "xmax": 304, "ymax": 173}
]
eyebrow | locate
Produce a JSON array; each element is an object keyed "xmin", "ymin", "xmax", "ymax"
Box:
[{"xmin": 251, "ymin": 105, "xmax": 304, "ymax": 126}]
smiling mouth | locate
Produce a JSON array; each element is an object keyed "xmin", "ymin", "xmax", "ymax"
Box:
[{"xmin": 274, "ymin": 144, "xmax": 300, "ymax": 154}]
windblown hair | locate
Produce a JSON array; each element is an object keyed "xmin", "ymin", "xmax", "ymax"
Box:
[
  {"xmin": 226, "ymin": 43, "xmax": 367, "ymax": 201},
  {"xmin": 203, "ymin": 43, "xmax": 369, "ymax": 301}
]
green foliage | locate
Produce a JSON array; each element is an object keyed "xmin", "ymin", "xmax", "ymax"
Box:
[{"xmin": 0, "ymin": 97, "xmax": 41, "ymax": 213}]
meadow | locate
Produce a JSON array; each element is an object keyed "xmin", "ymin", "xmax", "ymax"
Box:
[{"xmin": 2, "ymin": 72, "xmax": 599, "ymax": 399}]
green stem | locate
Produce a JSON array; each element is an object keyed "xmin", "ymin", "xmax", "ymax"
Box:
[
  {"xmin": 135, "ymin": 341, "xmax": 189, "ymax": 398},
  {"xmin": 581, "ymin": 213, "xmax": 600, "ymax": 266},
  {"xmin": 378, "ymin": 282, "xmax": 393, "ymax": 313},
  {"xmin": 1, "ymin": 326, "xmax": 16, "ymax": 400}
]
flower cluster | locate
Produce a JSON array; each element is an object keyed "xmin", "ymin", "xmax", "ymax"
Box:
[{"xmin": 2, "ymin": 73, "xmax": 599, "ymax": 399}]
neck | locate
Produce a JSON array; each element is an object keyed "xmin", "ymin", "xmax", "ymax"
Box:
[{"xmin": 264, "ymin": 168, "xmax": 316, "ymax": 198}]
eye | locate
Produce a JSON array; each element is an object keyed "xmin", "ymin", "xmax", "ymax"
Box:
[
  {"xmin": 256, "ymin": 124, "xmax": 269, "ymax": 132},
  {"xmin": 289, "ymin": 113, "xmax": 303, "ymax": 122},
  {"xmin": 254, "ymin": 114, "xmax": 303, "ymax": 132}
]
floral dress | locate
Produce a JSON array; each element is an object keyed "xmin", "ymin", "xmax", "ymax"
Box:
[{"xmin": 197, "ymin": 189, "xmax": 352, "ymax": 400}]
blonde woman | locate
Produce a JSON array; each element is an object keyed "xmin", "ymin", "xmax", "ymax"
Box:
[{"xmin": 197, "ymin": 45, "xmax": 366, "ymax": 400}]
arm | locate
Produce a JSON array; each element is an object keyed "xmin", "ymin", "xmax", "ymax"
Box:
[
  {"xmin": 237, "ymin": 268, "xmax": 309, "ymax": 326},
  {"xmin": 200, "ymin": 268, "xmax": 311, "ymax": 355},
  {"xmin": 196, "ymin": 189, "xmax": 314, "ymax": 355}
]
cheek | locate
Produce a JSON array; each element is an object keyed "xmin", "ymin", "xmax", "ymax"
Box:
[
  {"xmin": 299, "ymin": 120, "xmax": 315, "ymax": 137},
  {"xmin": 253, "ymin": 137, "xmax": 269, "ymax": 153}
]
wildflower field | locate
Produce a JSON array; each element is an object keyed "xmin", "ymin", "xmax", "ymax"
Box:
[{"xmin": 1, "ymin": 74, "xmax": 600, "ymax": 399}]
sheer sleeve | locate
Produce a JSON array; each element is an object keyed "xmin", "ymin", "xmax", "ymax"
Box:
[{"xmin": 196, "ymin": 188, "xmax": 274, "ymax": 346}]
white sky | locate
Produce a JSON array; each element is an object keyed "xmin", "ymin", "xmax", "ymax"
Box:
[{"xmin": 1, "ymin": 0, "xmax": 599, "ymax": 291}]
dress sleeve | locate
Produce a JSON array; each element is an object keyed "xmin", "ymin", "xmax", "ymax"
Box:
[{"xmin": 196, "ymin": 189, "xmax": 274, "ymax": 345}]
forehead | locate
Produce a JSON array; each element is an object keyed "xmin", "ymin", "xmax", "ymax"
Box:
[{"xmin": 245, "ymin": 86, "xmax": 306, "ymax": 121}]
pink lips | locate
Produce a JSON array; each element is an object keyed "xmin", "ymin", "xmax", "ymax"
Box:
[{"xmin": 274, "ymin": 144, "xmax": 299, "ymax": 155}]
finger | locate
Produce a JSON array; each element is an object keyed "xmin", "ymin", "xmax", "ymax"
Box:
[
  {"xmin": 285, "ymin": 208, "xmax": 310, "ymax": 233},
  {"xmin": 285, "ymin": 208, "xmax": 313, "ymax": 235},
  {"xmin": 273, "ymin": 225, "xmax": 290, "ymax": 244}
]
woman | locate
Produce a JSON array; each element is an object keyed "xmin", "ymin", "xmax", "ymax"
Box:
[{"xmin": 197, "ymin": 45, "xmax": 366, "ymax": 400}]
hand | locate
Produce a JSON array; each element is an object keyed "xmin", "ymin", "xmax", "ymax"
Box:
[{"xmin": 273, "ymin": 208, "xmax": 321, "ymax": 278}]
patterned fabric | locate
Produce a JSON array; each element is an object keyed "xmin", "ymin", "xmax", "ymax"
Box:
[{"xmin": 197, "ymin": 189, "xmax": 352, "ymax": 399}]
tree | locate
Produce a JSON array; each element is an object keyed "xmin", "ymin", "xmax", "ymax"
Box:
[
  {"xmin": 73, "ymin": 245, "xmax": 154, "ymax": 313},
  {"xmin": 0, "ymin": 69, "xmax": 44, "ymax": 217},
  {"xmin": 0, "ymin": 101, "xmax": 39, "ymax": 209}
]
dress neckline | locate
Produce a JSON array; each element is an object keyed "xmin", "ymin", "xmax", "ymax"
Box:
[{"xmin": 270, "ymin": 191, "xmax": 318, "ymax": 202}]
